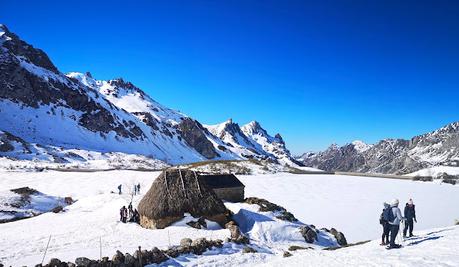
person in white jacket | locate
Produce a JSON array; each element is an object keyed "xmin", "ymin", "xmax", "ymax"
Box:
[{"xmin": 388, "ymin": 198, "xmax": 404, "ymax": 248}]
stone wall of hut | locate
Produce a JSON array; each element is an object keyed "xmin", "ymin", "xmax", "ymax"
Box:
[{"xmin": 212, "ymin": 187, "xmax": 244, "ymax": 202}]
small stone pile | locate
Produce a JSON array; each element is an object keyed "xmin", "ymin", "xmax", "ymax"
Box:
[{"xmin": 35, "ymin": 237, "xmax": 224, "ymax": 267}]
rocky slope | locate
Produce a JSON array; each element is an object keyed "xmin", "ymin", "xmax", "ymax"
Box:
[
  {"xmin": 0, "ymin": 24, "xmax": 296, "ymax": 168},
  {"xmin": 205, "ymin": 119, "xmax": 299, "ymax": 166},
  {"xmin": 299, "ymin": 122, "xmax": 459, "ymax": 174}
]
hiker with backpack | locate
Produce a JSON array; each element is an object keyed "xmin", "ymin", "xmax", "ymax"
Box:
[
  {"xmin": 118, "ymin": 184, "xmax": 122, "ymax": 195},
  {"xmin": 379, "ymin": 202, "xmax": 391, "ymax": 245},
  {"xmin": 403, "ymin": 198, "xmax": 417, "ymax": 238},
  {"xmin": 387, "ymin": 199, "xmax": 404, "ymax": 249}
]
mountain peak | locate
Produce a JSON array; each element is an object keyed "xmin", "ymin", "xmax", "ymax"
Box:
[
  {"xmin": 247, "ymin": 120, "xmax": 260, "ymax": 128},
  {"xmin": 242, "ymin": 120, "xmax": 268, "ymax": 136},
  {"xmin": 0, "ymin": 25, "xmax": 58, "ymax": 73},
  {"xmin": 0, "ymin": 24, "xmax": 7, "ymax": 32},
  {"xmin": 351, "ymin": 140, "xmax": 371, "ymax": 152}
]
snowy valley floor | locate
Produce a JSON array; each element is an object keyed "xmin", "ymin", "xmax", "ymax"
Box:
[{"xmin": 0, "ymin": 170, "xmax": 458, "ymax": 266}]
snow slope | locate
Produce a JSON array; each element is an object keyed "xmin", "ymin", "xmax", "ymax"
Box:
[
  {"xmin": 407, "ymin": 166, "xmax": 459, "ymax": 178},
  {"xmin": 264, "ymin": 226, "xmax": 459, "ymax": 267},
  {"xmin": 0, "ymin": 171, "xmax": 458, "ymax": 266}
]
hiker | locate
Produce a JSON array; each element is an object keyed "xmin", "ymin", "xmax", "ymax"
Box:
[
  {"xmin": 128, "ymin": 202, "xmax": 134, "ymax": 220},
  {"xmin": 120, "ymin": 206, "xmax": 127, "ymax": 223},
  {"xmin": 379, "ymin": 202, "xmax": 391, "ymax": 245},
  {"xmin": 403, "ymin": 199, "xmax": 417, "ymax": 238},
  {"xmin": 133, "ymin": 184, "xmax": 137, "ymax": 196},
  {"xmin": 118, "ymin": 184, "xmax": 122, "ymax": 195},
  {"xmin": 137, "ymin": 183, "xmax": 141, "ymax": 194},
  {"xmin": 132, "ymin": 209, "xmax": 140, "ymax": 223},
  {"xmin": 387, "ymin": 199, "xmax": 404, "ymax": 249}
]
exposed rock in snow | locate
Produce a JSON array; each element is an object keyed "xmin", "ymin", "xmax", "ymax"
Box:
[{"xmin": 0, "ymin": 187, "xmax": 69, "ymax": 223}]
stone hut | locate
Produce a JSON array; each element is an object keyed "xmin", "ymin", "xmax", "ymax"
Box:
[
  {"xmin": 137, "ymin": 169, "xmax": 228, "ymax": 229},
  {"xmin": 199, "ymin": 174, "xmax": 245, "ymax": 202}
]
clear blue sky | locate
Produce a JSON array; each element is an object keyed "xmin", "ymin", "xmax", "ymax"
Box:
[{"xmin": 2, "ymin": 0, "xmax": 459, "ymax": 154}]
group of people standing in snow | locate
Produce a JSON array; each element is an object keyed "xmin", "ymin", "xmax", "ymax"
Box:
[
  {"xmin": 117, "ymin": 183, "xmax": 141, "ymax": 195},
  {"xmin": 117, "ymin": 183, "xmax": 141, "ymax": 224},
  {"xmin": 120, "ymin": 202, "xmax": 140, "ymax": 223},
  {"xmin": 379, "ymin": 198, "xmax": 417, "ymax": 249}
]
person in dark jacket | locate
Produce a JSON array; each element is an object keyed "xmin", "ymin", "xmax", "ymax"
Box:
[
  {"xmin": 403, "ymin": 199, "xmax": 417, "ymax": 238},
  {"xmin": 120, "ymin": 206, "xmax": 127, "ymax": 223},
  {"xmin": 380, "ymin": 202, "xmax": 391, "ymax": 245},
  {"xmin": 118, "ymin": 184, "xmax": 122, "ymax": 195}
]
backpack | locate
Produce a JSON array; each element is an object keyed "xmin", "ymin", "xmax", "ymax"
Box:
[{"xmin": 384, "ymin": 207, "xmax": 395, "ymax": 223}]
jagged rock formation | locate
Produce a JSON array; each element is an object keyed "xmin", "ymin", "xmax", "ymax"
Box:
[
  {"xmin": 299, "ymin": 122, "xmax": 459, "ymax": 174},
  {"xmin": 205, "ymin": 119, "xmax": 299, "ymax": 166}
]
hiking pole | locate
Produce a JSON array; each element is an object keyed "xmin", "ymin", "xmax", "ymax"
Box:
[
  {"xmin": 41, "ymin": 235, "xmax": 52, "ymax": 265},
  {"xmin": 399, "ymin": 220, "xmax": 404, "ymax": 244}
]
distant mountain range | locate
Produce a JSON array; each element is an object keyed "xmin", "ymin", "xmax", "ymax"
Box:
[
  {"xmin": 0, "ymin": 24, "xmax": 298, "ymax": 167},
  {"xmin": 298, "ymin": 122, "xmax": 459, "ymax": 174}
]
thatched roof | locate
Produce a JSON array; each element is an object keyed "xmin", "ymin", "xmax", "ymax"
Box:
[
  {"xmin": 199, "ymin": 174, "xmax": 244, "ymax": 189},
  {"xmin": 138, "ymin": 169, "xmax": 227, "ymax": 222}
]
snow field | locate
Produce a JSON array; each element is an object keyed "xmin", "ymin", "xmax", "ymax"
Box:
[{"xmin": 0, "ymin": 170, "xmax": 458, "ymax": 266}]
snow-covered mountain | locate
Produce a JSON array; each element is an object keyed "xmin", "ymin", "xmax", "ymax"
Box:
[
  {"xmin": 0, "ymin": 24, "xmax": 297, "ymax": 167},
  {"xmin": 205, "ymin": 119, "xmax": 299, "ymax": 166},
  {"xmin": 299, "ymin": 122, "xmax": 459, "ymax": 174}
]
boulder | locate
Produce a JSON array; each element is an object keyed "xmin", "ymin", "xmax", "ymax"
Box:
[
  {"xmin": 330, "ymin": 228, "xmax": 348, "ymax": 246},
  {"xmin": 74, "ymin": 257, "xmax": 91, "ymax": 267},
  {"xmin": 283, "ymin": 251, "xmax": 293, "ymax": 257},
  {"xmin": 242, "ymin": 246, "xmax": 257, "ymax": 253},
  {"xmin": 227, "ymin": 224, "xmax": 249, "ymax": 244},
  {"xmin": 191, "ymin": 238, "xmax": 208, "ymax": 255},
  {"xmin": 124, "ymin": 253, "xmax": 136, "ymax": 266},
  {"xmin": 197, "ymin": 217, "xmax": 207, "ymax": 228},
  {"xmin": 150, "ymin": 247, "xmax": 168, "ymax": 264},
  {"xmin": 111, "ymin": 250, "xmax": 125, "ymax": 265},
  {"xmin": 48, "ymin": 258, "xmax": 61, "ymax": 267},
  {"xmin": 51, "ymin": 206, "xmax": 64, "ymax": 213},
  {"xmin": 186, "ymin": 220, "xmax": 202, "ymax": 229},
  {"xmin": 64, "ymin": 197, "xmax": 74, "ymax": 205},
  {"xmin": 180, "ymin": 238, "xmax": 193, "ymax": 247},
  {"xmin": 300, "ymin": 225, "xmax": 317, "ymax": 243},
  {"xmin": 288, "ymin": 245, "xmax": 310, "ymax": 251}
]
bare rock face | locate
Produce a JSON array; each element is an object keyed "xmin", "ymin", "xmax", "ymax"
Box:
[
  {"xmin": 300, "ymin": 225, "xmax": 318, "ymax": 243},
  {"xmin": 177, "ymin": 118, "xmax": 219, "ymax": 159}
]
